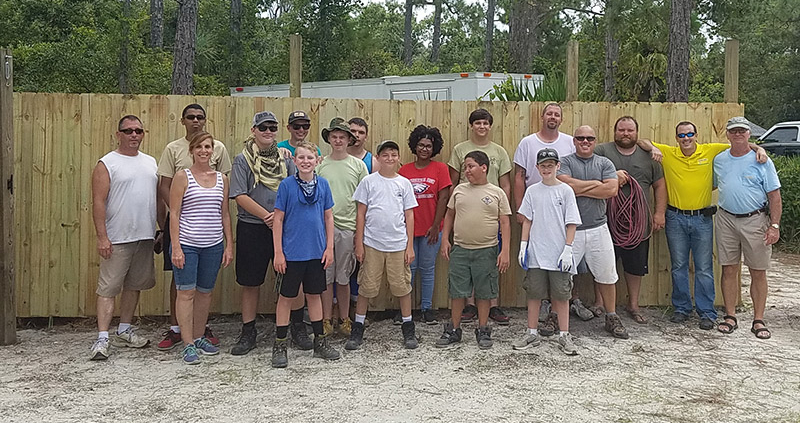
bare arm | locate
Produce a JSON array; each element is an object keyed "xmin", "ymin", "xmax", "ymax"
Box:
[
  {"xmin": 157, "ymin": 176, "xmax": 173, "ymax": 230},
  {"xmin": 168, "ymin": 172, "xmax": 189, "ymax": 269},
  {"xmin": 581, "ymin": 178, "xmax": 619, "ymax": 200},
  {"xmin": 448, "ymin": 166, "xmax": 460, "ymax": 188},
  {"xmin": 92, "ymin": 162, "xmax": 113, "ymax": 259},
  {"xmin": 652, "ymin": 177, "xmax": 667, "ymax": 231},
  {"xmin": 748, "ymin": 142, "xmax": 768, "ymax": 164},
  {"xmin": 565, "ymin": 223, "xmax": 577, "ymax": 246},
  {"xmin": 513, "ymin": 164, "xmax": 527, "ymax": 223},
  {"xmin": 426, "ymin": 187, "xmax": 451, "ymax": 244},
  {"xmin": 404, "ymin": 209, "xmax": 415, "ymax": 265},
  {"xmin": 235, "ymin": 195, "xmax": 273, "ymax": 227},
  {"xmin": 765, "ymin": 189, "xmax": 782, "ymax": 246},
  {"xmin": 557, "ymin": 174, "xmax": 603, "ymax": 195},
  {"xmin": 497, "ymin": 214, "xmax": 510, "ymax": 273},
  {"xmin": 354, "ymin": 203, "xmax": 367, "ymax": 262},
  {"xmin": 272, "ymin": 209, "xmax": 286, "ymax": 273},
  {"xmin": 322, "ymin": 209, "xmax": 335, "ymax": 269},
  {"xmin": 440, "ymin": 208, "xmax": 455, "ymax": 260},
  {"xmin": 499, "ymin": 172, "xmax": 512, "ymax": 208},
  {"xmin": 637, "ymin": 139, "xmax": 663, "ymax": 162},
  {"xmin": 221, "ymin": 175, "xmax": 234, "ymax": 268}
]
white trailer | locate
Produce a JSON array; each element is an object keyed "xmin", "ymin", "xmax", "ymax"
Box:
[{"xmin": 230, "ymin": 72, "xmax": 544, "ymax": 101}]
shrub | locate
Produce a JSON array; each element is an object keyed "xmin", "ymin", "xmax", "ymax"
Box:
[{"xmin": 772, "ymin": 155, "xmax": 800, "ymax": 252}]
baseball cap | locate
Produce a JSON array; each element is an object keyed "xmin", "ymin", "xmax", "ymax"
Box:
[
  {"xmin": 537, "ymin": 148, "xmax": 560, "ymax": 164},
  {"xmin": 288, "ymin": 110, "xmax": 310, "ymax": 124},
  {"xmin": 726, "ymin": 116, "xmax": 751, "ymax": 131},
  {"xmin": 252, "ymin": 111, "xmax": 278, "ymax": 127},
  {"xmin": 376, "ymin": 140, "xmax": 400, "ymax": 155}
]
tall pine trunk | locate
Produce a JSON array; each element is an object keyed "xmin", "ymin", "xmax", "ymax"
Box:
[
  {"xmin": 119, "ymin": 0, "xmax": 131, "ymax": 94},
  {"xmin": 666, "ymin": 0, "xmax": 691, "ymax": 102},
  {"xmin": 403, "ymin": 0, "xmax": 414, "ymax": 66},
  {"xmin": 603, "ymin": 0, "xmax": 620, "ymax": 101},
  {"xmin": 509, "ymin": 0, "xmax": 544, "ymax": 73},
  {"xmin": 484, "ymin": 0, "xmax": 496, "ymax": 71},
  {"xmin": 230, "ymin": 0, "xmax": 243, "ymax": 86},
  {"xmin": 430, "ymin": 0, "xmax": 442, "ymax": 63},
  {"xmin": 171, "ymin": 0, "xmax": 199, "ymax": 95},
  {"xmin": 150, "ymin": 0, "xmax": 164, "ymax": 48}
]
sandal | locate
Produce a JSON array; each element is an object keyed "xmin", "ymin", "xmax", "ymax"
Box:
[
  {"xmin": 717, "ymin": 315, "xmax": 738, "ymax": 334},
  {"xmin": 751, "ymin": 319, "xmax": 771, "ymax": 340},
  {"xmin": 588, "ymin": 305, "xmax": 605, "ymax": 318},
  {"xmin": 626, "ymin": 308, "xmax": 647, "ymax": 324}
]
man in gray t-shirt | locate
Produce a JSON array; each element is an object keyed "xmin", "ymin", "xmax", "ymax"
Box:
[{"xmin": 557, "ymin": 125, "xmax": 629, "ymax": 339}]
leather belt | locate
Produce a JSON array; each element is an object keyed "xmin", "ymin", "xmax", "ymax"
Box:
[
  {"xmin": 720, "ymin": 206, "xmax": 767, "ymax": 218},
  {"xmin": 667, "ymin": 205, "xmax": 705, "ymax": 216}
]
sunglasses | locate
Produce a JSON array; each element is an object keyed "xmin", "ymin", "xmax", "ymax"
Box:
[
  {"xmin": 292, "ymin": 123, "xmax": 311, "ymax": 130},
  {"xmin": 575, "ymin": 136, "xmax": 596, "ymax": 142},
  {"xmin": 677, "ymin": 132, "xmax": 695, "ymax": 138},
  {"xmin": 120, "ymin": 128, "xmax": 144, "ymax": 135},
  {"xmin": 184, "ymin": 114, "xmax": 206, "ymax": 121},
  {"xmin": 257, "ymin": 124, "xmax": 279, "ymax": 132}
]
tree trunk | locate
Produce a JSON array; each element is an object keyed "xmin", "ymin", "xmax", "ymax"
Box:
[
  {"xmin": 603, "ymin": 20, "xmax": 619, "ymax": 101},
  {"xmin": 150, "ymin": 0, "xmax": 164, "ymax": 48},
  {"xmin": 666, "ymin": 0, "xmax": 691, "ymax": 102},
  {"xmin": 430, "ymin": 0, "xmax": 442, "ymax": 63},
  {"xmin": 509, "ymin": 0, "xmax": 544, "ymax": 73},
  {"xmin": 171, "ymin": 0, "xmax": 199, "ymax": 95},
  {"xmin": 119, "ymin": 0, "xmax": 131, "ymax": 94},
  {"xmin": 230, "ymin": 0, "xmax": 243, "ymax": 86},
  {"xmin": 403, "ymin": 0, "xmax": 414, "ymax": 66},
  {"xmin": 484, "ymin": 0, "xmax": 496, "ymax": 71}
]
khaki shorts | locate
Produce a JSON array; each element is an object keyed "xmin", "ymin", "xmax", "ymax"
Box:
[
  {"xmin": 522, "ymin": 268, "xmax": 573, "ymax": 301},
  {"xmin": 357, "ymin": 246, "xmax": 412, "ymax": 298},
  {"xmin": 326, "ymin": 227, "xmax": 356, "ymax": 286},
  {"xmin": 97, "ymin": 240, "xmax": 156, "ymax": 297},
  {"xmin": 715, "ymin": 210, "xmax": 772, "ymax": 270}
]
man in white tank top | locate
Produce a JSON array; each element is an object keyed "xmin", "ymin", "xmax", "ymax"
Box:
[{"xmin": 89, "ymin": 115, "xmax": 158, "ymax": 360}]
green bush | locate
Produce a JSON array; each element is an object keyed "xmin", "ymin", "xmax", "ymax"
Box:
[{"xmin": 772, "ymin": 155, "xmax": 800, "ymax": 252}]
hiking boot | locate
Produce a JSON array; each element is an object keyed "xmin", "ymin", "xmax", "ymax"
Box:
[
  {"xmin": 538, "ymin": 300, "xmax": 551, "ymax": 322},
  {"xmin": 511, "ymin": 332, "xmax": 541, "ymax": 350},
  {"xmin": 230, "ymin": 325, "xmax": 257, "ymax": 356},
  {"xmin": 345, "ymin": 321, "xmax": 365, "ymax": 350},
  {"xmin": 559, "ymin": 333, "xmax": 578, "ymax": 355},
  {"xmin": 670, "ymin": 312, "xmax": 689, "ymax": 324},
  {"xmin": 489, "ymin": 307, "xmax": 510, "ymax": 325},
  {"xmin": 570, "ymin": 298, "xmax": 595, "ymax": 321},
  {"xmin": 605, "ymin": 314, "xmax": 630, "ymax": 339},
  {"xmin": 204, "ymin": 327, "xmax": 220, "ymax": 347},
  {"xmin": 313, "ymin": 335, "xmax": 341, "ymax": 360},
  {"xmin": 111, "ymin": 327, "xmax": 149, "ymax": 348},
  {"xmin": 271, "ymin": 338, "xmax": 288, "ymax": 368},
  {"xmin": 401, "ymin": 321, "xmax": 418, "ymax": 349},
  {"xmin": 195, "ymin": 337, "xmax": 220, "ymax": 355},
  {"xmin": 392, "ymin": 311, "xmax": 403, "ymax": 326},
  {"xmin": 322, "ymin": 319, "xmax": 334, "ymax": 338},
  {"xmin": 90, "ymin": 337, "xmax": 109, "ymax": 361},
  {"xmin": 422, "ymin": 309, "xmax": 438, "ymax": 325},
  {"xmin": 461, "ymin": 304, "xmax": 478, "ymax": 323},
  {"xmin": 699, "ymin": 318, "xmax": 715, "ymax": 331},
  {"xmin": 475, "ymin": 326, "xmax": 493, "ymax": 349},
  {"xmin": 539, "ymin": 312, "xmax": 559, "ymax": 337},
  {"xmin": 157, "ymin": 329, "xmax": 182, "ymax": 351},
  {"xmin": 182, "ymin": 344, "xmax": 200, "ymax": 365},
  {"xmin": 435, "ymin": 323, "xmax": 462, "ymax": 348},
  {"xmin": 291, "ymin": 322, "xmax": 313, "ymax": 351},
  {"xmin": 338, "ymin": 318, "xmax": 353, "ymax": 337}
]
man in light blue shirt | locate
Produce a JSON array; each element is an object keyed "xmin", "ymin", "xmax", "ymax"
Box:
[{"xmin": 713, "ymin": 116, "xmax": 782, "ymax": 340}]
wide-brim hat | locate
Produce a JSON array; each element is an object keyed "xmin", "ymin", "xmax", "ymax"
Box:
[{"xmin": 321, "ymin": 117, "xmax": 356, "ymax": 145}]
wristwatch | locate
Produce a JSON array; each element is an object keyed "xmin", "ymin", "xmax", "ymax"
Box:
[{"xmin": 770, "ymin": 223, "xmax": 780, "ymax": 230}]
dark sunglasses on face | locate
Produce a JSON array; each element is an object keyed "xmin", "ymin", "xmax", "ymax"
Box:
[
  {"xmin": 257, "ymin": 124, "xmax": 279, "ymax": 132},
  {"xmin": 575, "ymin": 136, "xmax": 596, "ymax": 142},
  {"xmin": 292, "ymin": 123, "xmax": 311, "ymax": 130},
  {"xmin": 120, "ymin": 128, "xmax": 144, "ymax": 135},
  {"xmin": 184, "ymin": 114, "xmax": 206, "ymax": 121},
  {"xmin": 677, "ymin": 132, "xmax": 695, "ymax": 138}
]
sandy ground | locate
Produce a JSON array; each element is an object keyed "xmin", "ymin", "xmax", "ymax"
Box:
[{"xmin": 2, "ymin": 253, "xmax": 800, "ymax": 423}]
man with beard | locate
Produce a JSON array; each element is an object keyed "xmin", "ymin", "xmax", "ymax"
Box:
[{"xmin": 594, "ymin": 116, "xmax": 666, "ymax": 324}]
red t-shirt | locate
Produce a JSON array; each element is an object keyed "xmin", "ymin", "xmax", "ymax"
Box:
[{"xmin": 399, "ymin": 161, "xmax": 452, "ymax": 237}]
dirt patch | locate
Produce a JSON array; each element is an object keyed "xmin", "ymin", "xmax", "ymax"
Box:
[{"xmin": 2, "ymin": 253, "xmax": 800, "ymax": 422}]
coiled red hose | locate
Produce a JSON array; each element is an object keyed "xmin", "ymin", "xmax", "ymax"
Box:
[{"xmin": 608, "ymin": 175, "xmax": 651, "ymax": 249}]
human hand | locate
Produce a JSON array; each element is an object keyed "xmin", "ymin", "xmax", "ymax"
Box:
[
  {"xmin": 222, "ymin": 245, "xmax": 234, "ymax": 268},
  {"xmin": 756, "ymin": 147, "xmax": 768, "ymax": 164},
  {"xmin": 497, "ymin": 250, "xmax": 510, "ymax": 273},
  {"xmin": 650, "ymin": 146, "xmax": 663, "ymax": 163},
  {"xmin": 652, "ymin": 212, "xmax": 665, "ymax": 231},
  {"xmin": 765, "ymin": 225, "xmax": 780, "ymax": 245},
  {"xmin": 274, "ymin": 252, "xmax": 287, "ymax": 274},
  {"xmin": 97, "ymin": 236, "xmax": 113, "ymax": 260},
  {"xmin": 355, "ymin": 242, "xmax": 365, "ymax": 263},
  {"xmin": 425, "ymin": 227, "xmax": 440, "ymax": 245},
  {"xmin": 322, "ymin": 247, "xmax": 334, "ymax": 269},
  {"xmin": 405, "ymin": 246, "xmax": 415, "ymax": 266},
  {"xmin": 440, "ymin": 240, "xmax": 451, "ymax": 260},
  {"xmin": 263, "ymin": 212, "xmax": 274, "ymax": 229},
  {"xmin": 616, "ymin": 170, "xmax": 629, "ymax": 187},
  {"xmin": 172, "ymin": 245, "xmax": 185, "ymax": 269}
]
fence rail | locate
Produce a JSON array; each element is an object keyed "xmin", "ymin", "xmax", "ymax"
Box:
[{"xmin": 11, "ymin": 93, "xmax": 744, "ymax": 317}]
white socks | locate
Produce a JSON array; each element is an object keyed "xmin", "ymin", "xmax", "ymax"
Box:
[
  {"xmin": 170, "ymin": 325, "xmax": 181, "ymax": 333},
  {"xmin": 117, "ymin": 323, "xmax": 131, "ymax": 334},
  {"xmin": 355, "ymin": 314, "xmax": 366, "ymax": 324},
  {"xmin": 402, "ymin": 315, "xmax": 412, "ymax": 323},
  {"xmin": 528, "ymin": 328, "xmax": 538, "ymax": 335},
  {"xmin": 98, "ymin": 331, "xmax": 109, "ymax": 340}
]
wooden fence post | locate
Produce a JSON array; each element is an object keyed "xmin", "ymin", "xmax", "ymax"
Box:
[
  {"xmin": 566, "ymin": 40, "xmax": 579, "ymax": 101},
  {"xmin": 0, "ymin": 48, "xmax": 15, "ymax": 345},
  {"xmin": 724, "ymin": 39, "xmax": 739, "ymax": 103},
  {"xmin": 289, "ymin": 34, "xmax": 302, "ymax": 98}
]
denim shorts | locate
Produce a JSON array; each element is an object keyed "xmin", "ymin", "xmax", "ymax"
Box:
[{"xmin": 172, "ymin": 242, "xmax": 224, "ymax": 293}]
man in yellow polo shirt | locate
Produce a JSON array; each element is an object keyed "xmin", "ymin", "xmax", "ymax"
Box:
[{"xmin": 644, "ymin": 121, "xmax": 765, "ymax": 329}]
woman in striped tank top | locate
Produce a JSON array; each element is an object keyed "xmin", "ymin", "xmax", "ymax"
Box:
[{"xmin": 169, "ymin": 131, "xmax": 234, "ymax": 365}]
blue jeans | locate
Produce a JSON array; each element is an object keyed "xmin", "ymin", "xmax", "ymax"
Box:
[
  {"xmin": 665, "ymin": 210, "xmax": 717, "ymax": 320},
  {"xmin": 410, "ymin": 234, "xmax": 441, "ymax": 310},
  {"xmin": 172, "ymin": 242, "xmax": 224, "ymax": 293}
]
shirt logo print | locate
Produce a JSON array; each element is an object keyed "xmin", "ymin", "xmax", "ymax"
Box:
[
  {"xmin": 481, "ymin": 196, "xmax": 494, "ymax": 205},
  {"xmin": 412, "ymin": 183, "xmax": 429, "ymax": 195}
]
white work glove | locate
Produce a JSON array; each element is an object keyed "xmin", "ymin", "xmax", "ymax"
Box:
[
  {"xmin": 518, "ymin": 241, "xmax": 529, "ymax": 270},
  {"xmin": 558, "ymin": 245, "xmax": 573, "ymax": 272}
]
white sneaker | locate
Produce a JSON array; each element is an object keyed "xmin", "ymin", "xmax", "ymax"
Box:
[
  {"xmin": 559, "ymin": 333, "xmax": 578, "ymax": 356},
  {"xmin": 90, "ymin": 338, "xmax": 110, "ymax": 360},
  {"xmin": 511, "ymin": 332, "xmax": 541, "ymax": 350},
  {"xmin": 538, "ymin": 300, "xmax": 551, "ymax": 323},
  {"xmin": 111, "ymin": 327, "xmax": 150, "ymax": 348}
]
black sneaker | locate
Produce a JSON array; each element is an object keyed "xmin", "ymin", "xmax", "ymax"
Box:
[
  {"xmin": 489, "ymin": 307, "xmax": 510, "ymax": 325},
  {"xmin": 401, "ymin": 321, "xmax": 418, "ymax": 349},
  {"xmin": 435, "ymin": 323, "xmax": 462, "ymax": 348},
  {"xmin": 461, "ymin": 304, "xmax": 478, "ymax": 323},
  {"xmin": 392, "ymin": 311, "xmax": 403, "ymax": 326},
  {"xmin": 699, "ymin": 318, "xmax": 715, "ymax": 330},
  {"xmin": 345, "ymin": 321, "xmax": 365, "ymax": 350},
  {"xmin": 670, "ymin": 312, "xmax": 689, "ymax": 323},
  {"xmin": 422, "ymin": 309, "xmax": 438, "ymax": 325},
  {"xmin": 313, "ymin": 335, "xmax": 341, "ymax": 360},
  {"xmin": 475, "ymin": 326, "xmax": 493, "ymax": 349},
  {"xmin": 271, "ymin": 338, "xmax": 288, "ymax": 368},
  {"xmin": 230, "ymin": 324, "xmax": 257, "ymax": 356},
  {"xmin": 290, "ymin": 322, "xmax": 313, "ymax": 351}
]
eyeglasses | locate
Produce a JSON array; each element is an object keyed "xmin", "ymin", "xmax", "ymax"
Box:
[
  {"xmin": 120, "ymin": 128, "xmax": 144, "ymax": 135},
  {"xmin": 574, "ymin": 136, "xmax": 596, "ymax": 142},
  {"xmin": 727, "ymin": 128, "xmax": 748, "ymax": 134},
  {"xmin": 677, "ymin": 132, "xmax": 695, "ymax": 138},
  {"xmin": 184, "ymin": 114, "xmax": 206, "ymax": 121},
  {"xmin": 257, "ymin": 124, "xmax": 279, "ymax": 132},
  {"xmin": 292, "ymin": 123, "xmax": 311, "ymax": 130},
  {"xmin": 416, "ymin": 144, "xmax": 433, "ymax": 150}
]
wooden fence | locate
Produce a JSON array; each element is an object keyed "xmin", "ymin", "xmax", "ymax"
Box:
[{"xmin": 11, "ymin": 93, "xmax": 744, "ymax": 317}]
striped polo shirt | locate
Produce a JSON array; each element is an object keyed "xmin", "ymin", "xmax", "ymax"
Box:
[{"xmin": 179, "ymin": 169, "xmax": 224, "ymax": 248}]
